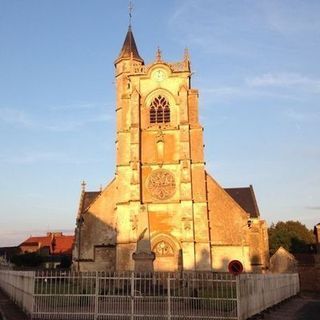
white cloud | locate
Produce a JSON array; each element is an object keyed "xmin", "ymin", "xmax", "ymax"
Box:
[
  {"xmin": 261, "ymin": 0, "xmax": 320, "ymax": 35},
  {"xmin": 246, "ymin": 73, "xmax": 320, "ymax": 92},
  {"xmin": 0, "ymin": 152, "xmax": 67, "ymax": 164},
  {"xmin": 305, "ymin": 206, "xmax": 320, "ymax": 211},
  {"xmin": 0, "ymin": 107, "xmax": 113, "ymax": 132},
  {"xmin": 43, "ymin": 113, "xmax": 113, "ymax": 132},
  {"xmin": 200, "ymin": 84, "xmax": 301, "ymax": 104},
  {"xmin": 0, "ymin": 151, "xmax": 103, "ymax": 165},
  {"xmin": 49, "ymin": 102, "xmax": 113, "ymax": 111},
  {"xmin": 167, "ymin": 0, "xmax": 258, "ymax": 57},
  {"xmin": 285, "ymin": 109, "xmax": 320, "ymax": 123},
  {"xmin": 0, "ymin": 108, "xmax": 33, "ymax": 127}
]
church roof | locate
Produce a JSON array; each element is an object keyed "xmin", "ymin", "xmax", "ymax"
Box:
[
  {"xmin": 116, "ymin": 26, "xmax": 144, "ymax": 63},
  {"xmin": 82, "ymin": 192, "xmax": 101, "ymax": 211},
  {"xmin": 224, "ymin": 185, "xmax": 260, "ymax": 218},
  {"xmin": 78, "ymin": 191, "xmax": 101, "ymax": 216}
]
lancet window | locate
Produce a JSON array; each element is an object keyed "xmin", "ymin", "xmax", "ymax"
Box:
[{"xmin": 150, "ymin": 95, "xmax": 170, "ymax": 124}]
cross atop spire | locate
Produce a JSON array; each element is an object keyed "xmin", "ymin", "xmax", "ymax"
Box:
[
  {"xmin": 115, "ymin": 4, "xmax": 144, "ymax": 65},
  {"xmin": 128, "ymin": 1, "xmax": 133, "ymax": 27}
]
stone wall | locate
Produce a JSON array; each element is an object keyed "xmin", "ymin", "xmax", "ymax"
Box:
[{"xmin": 298, "ymin": 255, "xmax": 320, "ymax": 292}]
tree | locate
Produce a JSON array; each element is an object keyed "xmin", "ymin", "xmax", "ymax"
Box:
[
  {"xmin": 11, "ymin": 252, "xmax": 43, "ymax": 267},
  {"xmin": 268, "ymin": 220, "xmax": 315, "ymax": 255},
  {"xmin": 57, "ymin": 255, "xmax": 72, "ymax": 269}
]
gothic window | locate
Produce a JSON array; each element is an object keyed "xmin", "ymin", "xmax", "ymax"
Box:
[
  {"xmin": 164, "ymin": 106, "xmax": 170, "ymax": 123},
  {"xmin": 150, "ymin": 106, "xmax": 156, "ymax": 123},
  {"xmin": 150, "ymin": 95, "xmax": 170, "ymax": 124},
  {"xmin": 153, "ymin": 240, "xmax": 174, "ymax": 257},
  {"xmin": 157, "ymin": 106, "xmax": 164, "ymax": 123}
]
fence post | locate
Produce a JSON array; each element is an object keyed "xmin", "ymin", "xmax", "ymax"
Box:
[
  {"xmin": 94, "ymin": 272, "xmax": 99, "ymax": 320},
  {"xmin": 167, "ymin": 274, "xmax": 171, "ymax": 320},
  {"xmin": 30, "ymin": 271, "xmax": 36, "ymax": 320},
  {"xmin": 131, "ymin": 272, "xmax": 134, "ymax": 320},
  {"xmin": 236, "ymin": 275, "xmax": 241, "ymax": 320}
]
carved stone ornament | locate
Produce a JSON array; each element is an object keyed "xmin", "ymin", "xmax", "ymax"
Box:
[
  {"xmin": 130, "ymin": 214, "xmax": 138, "ymax": 231},
  {"xmin": 153, "ymin": 241, "xmax": 174, "ymax": 257},
  {"xmin": 147, "ymin": 169, "xmax": 176, "ymax": 200}
]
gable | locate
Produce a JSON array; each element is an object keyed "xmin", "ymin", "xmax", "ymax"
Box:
[{"xmin": 206, "ymin": 172, "xmax": 250, "ymax": 245}]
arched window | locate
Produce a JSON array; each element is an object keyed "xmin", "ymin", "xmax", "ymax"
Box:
[
  {"xmin": 164, "ymin": 106, "xmax": 170, "ymax": 123},
  {"xmin": 150, "ymin": 106, "xmax": 156, "ymax": 123},
  {"xmin": 153, "ymin": 240, "xmax": 174, "ymax": 257},
  {"xmin": 150, "ymin": 95, "xmax": 170, "ymax": 124},
  {"xmin": 157, "ymin": 106, "xmax": 164, "ymax": 123}
]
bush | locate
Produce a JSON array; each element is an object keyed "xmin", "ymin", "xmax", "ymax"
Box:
[{"xmin": 11, "ymin": 252, "xmax": 43, "ymax": 267}]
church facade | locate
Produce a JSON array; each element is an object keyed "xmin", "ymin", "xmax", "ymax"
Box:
[{"xmin": 73, "ymin": 27, "xmax": 269, "ymax": 273}]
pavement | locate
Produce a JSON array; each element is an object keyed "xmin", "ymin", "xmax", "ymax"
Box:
[{"xmin": 252, "ymin": 292, "xmax": 320, "ymax": 320}]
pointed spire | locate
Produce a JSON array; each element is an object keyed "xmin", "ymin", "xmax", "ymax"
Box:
[{"xmin": 115, "ymin": 26, "xmax": 144, "ymax": 64}]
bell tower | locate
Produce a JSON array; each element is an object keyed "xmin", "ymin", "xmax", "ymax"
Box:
[{"xmin": 113, "ymin": 26, "xmax": 211, "ymax": 271}]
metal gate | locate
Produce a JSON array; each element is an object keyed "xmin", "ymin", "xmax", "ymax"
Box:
[{"xmin": 32, "ymin": 271, "xmax": 237, "ymax": 320}]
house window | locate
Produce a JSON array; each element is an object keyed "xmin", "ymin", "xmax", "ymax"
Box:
[{"xmin": 150, "ymin": 95, "xmax": 170, "ymax": 124}]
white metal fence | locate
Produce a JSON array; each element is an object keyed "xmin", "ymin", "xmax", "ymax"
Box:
[
  {"xmin": 237, "ymin": 273, "xmax": 300, "ymax": 320},
  {"xmin": 0, "ymin": 270, "xmax": 299, "ymax": 320},
  {"xmin": 0, "ymin": 270, "xmax": 35, "ymax": 314}
]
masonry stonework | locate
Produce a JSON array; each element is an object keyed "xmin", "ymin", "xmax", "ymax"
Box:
[{"xmin": 73, "ymin": 27, "xmax": 269, "ymax": 273}]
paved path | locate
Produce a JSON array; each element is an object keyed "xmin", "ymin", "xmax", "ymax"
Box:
[
  {"xmin": 257, "ymin": 294, "xmax": 320, "ymax": 320},
  {"xmin": 0, "ymin": 289, "xmax": 28, "ymax": 320}
]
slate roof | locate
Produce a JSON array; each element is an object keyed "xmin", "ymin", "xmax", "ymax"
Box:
[
  {"xmin": 82, "ymin": 192, "xmax": 101, "ymax": 212},
  {"xmin": 116, "ymin": 26, "xmax": 144, "ymax": 63},
  {"xmin": 224, "ymin": 185, "xmax": 260, "ymax": 218},
  {"xmin": 79, "ymin": 191, "xmax": 101, "ymax": 215}
]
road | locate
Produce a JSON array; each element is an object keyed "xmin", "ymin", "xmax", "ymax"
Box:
[{"xmin": 259, "ymin": 293, "xmax": 320, "ymax": 320}]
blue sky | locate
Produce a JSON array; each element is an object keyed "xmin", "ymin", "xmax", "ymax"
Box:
[{"xmin": 0, "ymin": 0, "xmax": 319, "ymax": 246}]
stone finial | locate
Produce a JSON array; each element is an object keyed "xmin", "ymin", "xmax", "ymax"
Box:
[
  {"xmin": 184, "ymin": 47, "xmax": 190, "ymax": 61},
  {"xmin": 156, "ymin": 129, "xmax": 164, "ymax": 143},
  {"xmin": 81, "ymin": 180, "xmax": 86, "ymax": 192},
  {"xmin": 156, "ymin": 46, "xmax": 162, "ymax": 62}
]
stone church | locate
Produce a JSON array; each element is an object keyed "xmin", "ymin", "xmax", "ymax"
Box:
[{"xmin": 73, "ymin": 26, "xmax": 269, "ymax": 273}]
